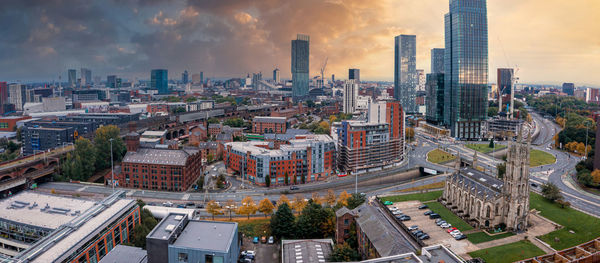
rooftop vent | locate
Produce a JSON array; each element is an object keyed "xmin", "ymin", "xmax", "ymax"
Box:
[
  {"xmin": 174, "ymin": 215, "xmax": 184, "ymax": 220},
  {"xmin": 165, "ymin": 224, "xmax": 175, "ymax": 232}
]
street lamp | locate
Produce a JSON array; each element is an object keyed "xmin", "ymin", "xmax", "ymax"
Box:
[{"xmin": 110, "ymin": 138, "xmax": 114, "ymax": 192}]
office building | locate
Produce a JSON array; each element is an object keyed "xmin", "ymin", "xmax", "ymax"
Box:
[
  {"xmin": 80, "ymin": 68, "xmax": 92, "ymax": 86},
  {"xmin": 394, "ymin": 34, "xmax": 417, "ymax": 113},
  {"xmin": 0, "ymin": 82, "xmax": 7, "ymax": 114},
  {"xmin": 8, "ymin": 84, "xmax": 26, "ymax": 111},
  {"xmin": 431, "ymin": 48, "xmax": 445, "ymax": 74},
  {"xmin": 68, "ymin": 69, "xmax": 77, "ymax": 87},
  {"xmin": 426, "ymin": 73, "xmax": 445, "ymax": 125},
  {"xmin": 498, "ymin": 68, "xmax": 514, "ymax": 116},
  {"xmin": 9, "ymin": 191, "xmax": 140, "ymax": 263},
  {"xmin": 273, "ymin": 68, "xmax": 281, "ymax": 83},
  {"xmin": 417, "ymin": 69, "xmax": 426, "ymax": 91},
  {"xmin": 332, "ymin": 74, "xmax": 335, "ymax": 84},
  {"xmin": 146, "ymin": 213, "xmax": 240, "ymax": 263},
  {"xmin": 151, "ymin": 69, "xmax": 169, "ymax": 94},
  {"xmin": 343, "ymin": 79, "xmax": 359, "ymax": 114},
  {"xmin": 562, "ymin": 82, "xmax": 575, "ymax": 96},
  {"xmin": 337, "ymin": 101, "xmax": 405, "ymax": 174},
  {"xmin": 291, "ymin": 34, "xmax": 310, "ymax": 99},
  {"xmin": 107, "ymin": 75, "xmax": 118, "ymax": 89},
  {"xmin": 225, "ymin": 134, "xmax": 336, "ymax": 186},
  {"xmin": 181, "ymin": 70, "xmax": 189, "ymax": 84},
  {"xmin": 22, "ymin": 124, "xmax": 74, "ymax": 155},
  {"xmin": 349, "ymin": 68, "xmax": 360, "ymax": 82},
  {"xmin": 191, "ymin": 73, "xmax": 200, "ymax": 85},
  {"xmin": 252, "ymin": 116, "xmax": 287, "ymax": 134},
  {"xmin": 444, "ymin": 0, "xmax": 489, "ymax": 139}
]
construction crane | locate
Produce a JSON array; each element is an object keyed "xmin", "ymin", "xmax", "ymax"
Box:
[{"xmin": 320, "ymin": 57, "xmax": 328, "ymax": 88}]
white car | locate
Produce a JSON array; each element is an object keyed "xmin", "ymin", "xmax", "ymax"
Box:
[
  {"xmin": 389, "ymin": 207, "xmax": 398, "ymax": 211},
  {"xmin": 392, "ymin": 211, "xmax": 403, "ymax": 215},
  {"xmin": 441, "ymin": 223, "xmax": 452, "ymax": 228},
  {"xmin": 243, "ymin": 250, "xmax": 256, "ymax": 257},
  {"xmin": 450, "ymin": 230, "xmax": 461, "ymax": 237}
]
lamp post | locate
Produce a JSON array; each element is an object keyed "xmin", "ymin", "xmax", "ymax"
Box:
[{"xmin": 110, "ymin": 138, "xmax": 114, "ymax": 192}]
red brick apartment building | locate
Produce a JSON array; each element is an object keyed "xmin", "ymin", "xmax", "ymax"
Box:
[{"xmin": 252, "ymin": 116, "xmax": 287, "ymax": 134}]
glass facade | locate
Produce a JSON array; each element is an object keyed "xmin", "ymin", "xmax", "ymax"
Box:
[
  {"xmin": 431, "ymin": 48, "xmax": 445, "ymax": 74},
  {"xmin": 291, "ymin": 34, "xmax": 310, "ymax": 99},
  {"xmin": 151, "ymin": 69, "xmax": 169, "ymax": 94},
  {"xmin": 426, "ymin": 73, "xmax": 445, "ymax": 125},
  {"xmin": 444, "ymin": 0, "xmax": 489, "ymax": 139},
  {"xmin": 394, "ymin": 35, "xmax": 417, "ymax": 113}
]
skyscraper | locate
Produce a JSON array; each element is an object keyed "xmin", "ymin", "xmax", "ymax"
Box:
[
  {"xmin": 426, "ymin": 73, "xmax": 445, "ymax": 125},
  {"xmin": 431, "ymin": 48, "xmax": 445, "ymax": 74},
  {"xmin": 291, "ymin": 34, "xmax": 310, "ymax": 100},
  {"xmin": 273, "ymin": 68, "xmax": 280, "ymax": 83},
  {"xmin": 8, "ymin": 84, "xmax": 25, "ymax": 111},
  {"xmin": 0, "ymin": 82, "xmax": 7, "ymax": 114},
  {"xmin": 497, "ymin": 68, "xmax": 514, "ymax": 115},
  {"xmin": 562, "ymin": 83, "xmax": 575, "ymax": 96},
  {"xmin": 444, "ymin": 0, "xmax": 489, "ymax": 139},
  {"xmin": 192, "ymin": 73, "xmax": 200, "ymax": 85},
  {"xmin": 416, "ymin": 69, "xmax": 425, "ymax": 91},
  {"xmin": 151, "ymin": 69, "xmax": 169, "ymax": 94},
  {"xmin": 68, "ymin": 69, "xmax": 76, "ymax": 88},
  {"xmin": 200, "ymin": 72, "xmax": 204, "ymax": 85},
  {"xmin": 107, "ymin": 75, "xmax": 117, "ymax": 89},
  {"xmin": 394, "ymin": 34, "xmax": 417, "ymax": 113},
  {"xmin": 80, "ymin": 68, "xmax": 92, "ymax": 86},
  {"xmin": 348, "ymin": 69, "xmax": 360, "ymax": 82},
  {"xmin": 182, "ymin": 70, "xmax": 189, "ymax": 84},
  {"xmin": 343, "ymin": 79, "xmax": 358, "ymax": 114}
]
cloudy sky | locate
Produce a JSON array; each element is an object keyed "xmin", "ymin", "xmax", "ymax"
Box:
[{"xmin": 1, "ymin": 0, "xmax": 599, "ymax": 86}]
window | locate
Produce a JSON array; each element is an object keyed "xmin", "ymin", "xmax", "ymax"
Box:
[
  {"xmin": 344, "ymin": 229, "xmax": 349, "ymax": 234},
  {"xmin": 178, "ymin": 252, "xmax": 188, "ymax": 263},
  {"xmin": 344, "ymin": 219, "xmax": 349, "ymax": 225}
]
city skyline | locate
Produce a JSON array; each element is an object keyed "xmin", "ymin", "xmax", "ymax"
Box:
[{"xmin": 0, "ymin": 0, "xmax": 599, "ymax": 86}]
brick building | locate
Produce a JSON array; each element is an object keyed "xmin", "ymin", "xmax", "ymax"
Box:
[
  {"xmin": 147, "ymin": 103, "xmax": 169, "ymax": 115},
  {"xmin": 225, "ymin": 134, "xmax": 335, "ymax": 186},
  {"xmin": 189, "ymin": 125, "xmax": 207, "ymax": 145},
  {"xmin": 252, "ymin": 116, "xmax": 287, "ymax": 134},
  {"xmin": 208, "ymin": 123, "xmax": 223, "ymax": 136},
  {"xmin": 0, "ymin": 116, "xmax": 31, "ymax": 131}
]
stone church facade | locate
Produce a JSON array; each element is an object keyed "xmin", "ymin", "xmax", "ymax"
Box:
[{"xmin": 442, "ymin": 133, "xmax": 530, "ymax": 232}]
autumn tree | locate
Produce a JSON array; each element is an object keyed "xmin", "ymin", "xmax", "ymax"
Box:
[
  {"xmin": 237, "ymin": 196, "xmax": 258, "ymax": 219},
  {"xmin": 591, "ymin": 170, "xmax": 600, "ymax": 185},
  {"xmin": 258, "ymin": 198, "xmax": 275, "ymax": 217},
  {"xmin": 311, "ymin": 192, "xmax": 322, "ymax": 205},
  {"xmin": 277, "ymin": 195, "xmax": 291, "ymax": 207},
  {"xmin": 291, "ymin": 194, "xmax": 307, "ymax": 212},
  {"xmin": 325, "ymin": 189, "xmax": 337, "ymax": 207},
  {"xmin": 406, "ymin": 127, "xmax": 415, "ymax": 141},
  {"xmin": 206, "ymin": 200, "xmax": 223, "ymax": 220},
  {"xmin": 338, "ymin": 191, "xmax": 351, "ymax": 207}
]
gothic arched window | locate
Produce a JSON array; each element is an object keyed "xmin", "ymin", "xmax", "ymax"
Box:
[{"xmin": 486, "ymin": 206, "xmax": 491, "ymax": 218}]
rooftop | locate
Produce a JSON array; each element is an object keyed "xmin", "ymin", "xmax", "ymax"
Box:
[
  {"xmin": 172, "ymin": 220, "xmax": 237, "ymax": 253},
  {"xmin": 0, "ymin": 192, "xmax": 96, "ymax": 230},
  {"xmin": 99, "ymin": 245, "xmax": 147, "ymax": 263},
  {"xmin": 148, "ymin": 213, "xmax": 187, "ymax": 240},
  {"xmin": 122, "ymin": 147, "xmax": 198, "ymax": 166},
  {"xmin": 452, "ymin": 167, "xmax": 504, "ymax": 198},
  {"xmin": 253, "ymin": 116, "xmax": 287, "ymax": 123},
  {"xmin": 141, "ymin": 130, "xmax": 167, "ymax": 137},
  {"xmin": 282, "ymin": 239, "xmax": 333, "ymax": 263}
]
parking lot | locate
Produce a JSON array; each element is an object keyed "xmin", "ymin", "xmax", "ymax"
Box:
[
  {"xmin": 241, "ymin": 237, "xmax": 279, "ymax": 262},
  {"xmin": 387, "ymin": 200, "xmax": 475, "ymax": 254}
]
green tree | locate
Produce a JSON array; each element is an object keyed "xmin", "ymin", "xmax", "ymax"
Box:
[
  {"xmin": 93, "ymin": 125, "xmax": 126, "ymax": 171},
  {"xmin": 488, "ymin": 106, "xmax": 498, "ymax": 117},
  {"xmin": 185, "ymin": 97, "xmax": 197, "ymax": 102},
  {"xmin": 207, "ymin": 118, "xmax": 220, "ymax": 124},
  {"xmin": 296, "ymin": 200, "xmax": 335, "ymax": 239},
  {"xmin": 284, "ymin": 172, "xmax": 289, "ymax": 185},
  {"xmin": 265, "ymin": 174, "xmax": 271, "ymax": 187},
  {"xmin": 346, "ymin": 193, "xmax": 366, "ymax": 209},
  {"xmin": 224, "ymin": 118, "xmax": 244, "ymax": 127},
  {"xmin": 173, "ymin": 107, "xmax": 186, "ymax": 113},
  {"xmin": 131, "ymin": 208, "xmax": 158, "ymax": 249},
  {"xmin": 497, "ymin": 163, "xmax": 506, "ymax": 179},
  {"xmin": 306, "ymin": 100, "xmax": 316, "ymax": 108},
  {"xmin": 270, "ymin": 203, "xmax": 297, "ymax": 239},
  {"xmin": 164, "ymin": 96, "xmax": 181, "ymax": 102},
  {"xmin": 328, "ymin": 244, "xmax": 360, "ymax": 262},
  {"xmin": 541, "ymin": 182, "xmax": 563, "ymax": 202},
  {"xmin": 489, "ymin": 138, "xmax": 494, "ymax": 148},
  {"xmin": 63, "ymin": 138, "xmax": 97, "ymax": 181}
]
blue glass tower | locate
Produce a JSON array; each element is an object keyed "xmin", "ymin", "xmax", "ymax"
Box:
[
  {"xmin": 291, "ymin": 34, "xmax": 310, "ymax": 100},
  {"xmin": 443, "ymin": 0, "xmax": 488, "ymax": 139},
  {"xmin": 431, "ymin": 48, "xmax": 445, "ymax": 74},
  {"xmin": 394, "ymin": 34, "xmax": 417, "ymax": 113},
  {"xmin": 151, "ymin": 69, "xmax": 169, "ymax": 94}
]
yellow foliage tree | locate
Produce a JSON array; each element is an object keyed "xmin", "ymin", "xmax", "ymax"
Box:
[
  {"xmin": 319, "ymin": 121, "xmax": 330, "ymax": 131},
  {"xmin": 258, "ymin": 198, "xmax": 275, "ymax": 217},
  {"xmin": 338, "ymin": 190, "xmax": 351, "ymax": 207},
  {"xmin": 576, "ymin": 142, "xmax": 586, "ymax": 155},
  {"xmin": 325, "ymin": 189, "xmax": 337, "ymax": 206},
  {"xmin": 291, "ymin": 194, "xmax": 307, "ymax": 212},
  {"xmin": 591, "ymin": 170, "xmax": 600, "ymax": 185},
  {"xmin": 311, "ymin": 192, "xmax": 321, "ymax": 205},
  {"xmin": 206, "ymin": 200, "xmax": 223, "ymax": 220},
  {"xmin": 277, "ymin": 195, "xmax": 291, "ymax": 207},
  {"xmin": 237, "ymin": 196, "xmax": 258, "ymax": 219},
  {"xmin": 406, "ymin": 127, "xmax": 415, "ymax": 140},
  {"xmin": 329, "ymin": 115, "xmax": 337, "ymax": 124}
]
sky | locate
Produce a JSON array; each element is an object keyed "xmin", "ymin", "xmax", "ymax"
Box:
[{"xmin": 1, "ymin": 0, "xmax": 599, "ymax": 86}]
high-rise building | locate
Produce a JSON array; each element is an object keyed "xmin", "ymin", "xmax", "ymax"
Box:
[
  {"xmin": 562, "ymin": 83, "xmax": 575, "ymax": 96},
  {"xmin": 107, "ymin": 75, "xmax": 117, "ymax": 89},
  {"xmin": 8, "ymin": 84, "xmax": 26, "ymax": 111},
  {"xmin": 416, "ymin": 69, "xmax": 426, "ymax": 91},
  {"xmin": 444, "ymin": 0, "xmax": 489, "ymax": 139},
  {"xmin": 200, "ymin": 72, "xmax": 204, "ymax": 84},
  {"xmin": 498, "ymin": 68, "xmax": 514, "ymax": 115},
  {"xmin": 68, "ymin": 69, "xmax": 76, "ymax": 88},
  {"xmin": 80, "ymin": 68, "xmax": 92, "ymax": 86},
  {"xmin": 182, "ymin": 70, "xmax": 189, "ymax": 84},
  {"xmin": 349, "ymin": 69, "xmax": 360, "ymax": 82},
  {"xmin": 394, "ymin": 34, "xmax": 417, "ymax": 113},
  {"xmin": 431, "ymin": 48, "xmax": 445, "ymax": 74},
  {"xmin": 273, "ymin": 68, "xmax": 281, "ymax": 83},
  {"xmin": 0, "ymin": 82, "xmax": 7, "ymax": 114},
  {"xmin": 291, "ymin": 34, "xmax": 310, "ymax": 99},
  {"xmin": 343, "ymin": 80, "xmax": 359, "ymax": 114},
  {"xmin": 332, "ymin": 74, "xmax": 335, "ymax": 84},
  {"xmin": 191, "ymin": 73, "xmax": 200, "ymax": 85},
  {"xmin": 151, "ymin": 69, "xmax": 169, "ymax": 94},
  {"xmin": 426, "ymin": 73, "xmax": 445, "ymax": 125}
]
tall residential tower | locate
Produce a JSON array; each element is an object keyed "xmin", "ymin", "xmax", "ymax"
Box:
[
  {"xmin": 431, "ymin": 48, "xmax": 445, "ymax": 74},
  {"xmin": 291, "ymin": 34, "xmax": 310, "ymax": 100},
  {"xmin": 394, "ymin": 35, "xmax": 417, "ymax": 114}
]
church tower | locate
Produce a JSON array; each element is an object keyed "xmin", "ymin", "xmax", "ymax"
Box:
[{"xmin": 502, "ymin": 131, "xmax": 530, "ymax": 231}]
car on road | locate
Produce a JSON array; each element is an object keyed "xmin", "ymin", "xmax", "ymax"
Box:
[
  {"xmin": 530, "ymin": 183, "xmax": 538, "ymax": 188},
  {"xmin": 162, "ymin": 201, "xmax": 173, "ymax": 207},
  {"xmin": 268, "ymin": 236, "xmax": 274, "ymax": 244},
  {"xmin": 408, "ymin": 225, "xmax": 419, "ymax": 231},
  {"xmin": 185, "ymin": 202, "xmax": 195, "ymax": 207},
  {"xmin": 290, "ymin": 186, "xmax": 299, "ymax": 190},
  {"xmin": 196, "ymin": 203, "xmax": 204, "ymax": 208},
  {"xmin": 176, "ymin": 204, "xmax": 186, "ymax": 208},
  {"xmin": 261, "ymin": 236, "xmax": 267, "ymax": 243},
  {"xmin": 252, "ymin": 237, "xmax": 259, "ymax": 244},
  {"xmin": 418, "ymin": 204, "xmax": 429, "ymax": 209},
  {"xmin": 424, "ymin": 210, "xmax": 433, "ymax": 215}
]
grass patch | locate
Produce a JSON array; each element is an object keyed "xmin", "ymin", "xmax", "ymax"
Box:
[
  {"xmin": 467, "ymin": 231, "xmax": 515, "ymax": 244},
  {"xmin": 530, "ymin": 192, "xmax": 600, "ymax": 250},
  {"xmin": 427, "ymin": 202, "xmax": 473, "ymax": 231},
  {"xmin": 530, "ymin": 149, "xmax": 556, "ymax": 167},
  {"xmin": 465, "ymin": 143, "xmax": 507, "ymax": 154},
  {"xmin": 468, "ymin": 240, "xmax": 545, "ymax": 263},
  {"xmin": 397, "ymin": 181, "xmax": 445, "ymax": 193},
  {"xmin": 380, "ymin": 191, "xmax": 443, "ymax": 203},
  {"xmin": 229, "ymin": 218, "xmax": 271, "ymax": 237},
  {"xmin": 427, "ymin": 149, "xmax": 456, "ymax": 164}
]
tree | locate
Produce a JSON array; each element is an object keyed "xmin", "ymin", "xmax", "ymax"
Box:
[
  {"xmin": 173, "ymin": 107, "xmax": 186, "ymax": 113},
  {"xmin": 224, "ymin": 199, "xmax": 236, "ymax": 220},
  {"xmin": 265, "ymin": 174, "xmax": 271, "ymax": 187},
  {"xmin": 237, "ymin": 196, "xmax": 258, "ymax": 219},
  {"xmin": 346, "ymin": 193, "xmax": 366, "ymax": 209},
  {"xmin": 277, "ymin": 195, "xmax": 291, "ymax": 207},
  {"xmin": 291, "ymin": 194, "xmax": 307, "ymax": 212},
  {"xmin": 497, "ymin": 163, "xmax": 506, "ymax": 179},
  {"xmin": 224, "ymin": 118, "xmax": 244, "ymax": 128},
  {"xmin": 206, "ymin": 200, "xmax": 223, "ymax": 220},
  {"xmin": 338, "ymin": 191, "xmax": 351, "ymax": 207},
  {"xmin": 489, "ymin": 138, "xmax": 494, "ymax": 148},
  {"xmin": 62, "ymin": 138, "xmax": 97, "ymax": 181},
  {"xmin": 284, "ymin": 172, "xmax": 289, "ymax": 185},
  {"xmin": 329, "ymin": 244, "xmax": 360, "ymax": 262},
  {"xmin": 258, "ymin": 198, "xmax": 275, "ymax": 217},
  {"xmin": 207, "ymin": 153, "xmax": 214, "ymax": 163},
  {"xmin": 591, "ymin": 169, "xmax": 600, "ymax": 185},
  {"xmin": 325, "ymin": 189, "xmax": 337, "ymax": 207},
  {"xmin": 541, "ymin": 182, "xmax": 563, "ymax": 202},
  {"xmin": 94, "ymin": 125, "xmax": 126, "ymax": 171},
  {"xmin": 311, "ymin": 192, "xmax": 321, "ymax": 205},
  {"xmin": 306, "ymin": 100, "xmax": 316, "ymax": 108},
  {"xmin": 301, "ymin": 174, "xmax": 306, "ymax": 184},
  {"xmin": 406, "ymin": 127, "xmax": 415, "ymax": 141},
  {"xmin": 131, "ymin": 208, "xmax": 158, "ymax": 249},
  {"xmin": 207, "ymin": 118, "xmax": 220, "ymax": 124},
  {"xmin": 185, "ymin": 97, "xmax": 197, "ymax": 102},
  {"xmin": 270, "ymin": 203, "xmax": 297, "ymax": 239},
  {"xmin": 296, "ymin": 200, "xmax": 335, "ymax": 238}
]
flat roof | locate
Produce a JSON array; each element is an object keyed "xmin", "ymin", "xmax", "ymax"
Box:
[
  {"xmin": 282, "ymin": 239, "xmax": 333, "ymax": 263},
  {"xmin": 99, "ymin": 245, "xmax": 147, "ymax": 263},
  {"xmin": 122, "ymin": 148, "xmax": 198, "ymax": 166},
  {"xmin": 253, "ymin": 116, "xmax": 287, "ymax": 123},
  {"xmin": 172, "ymin": 221, "xmax": 237, "ymax": 253},
  {"xmin": 0, "ymin": 192, "xmax": 96, "ymax": 230},
  {"xmin": 148, "ymin": 213, "xmax": 186, "ymax": 240},
  {"xmin": 141, "ymin": 130, "xmax": 167, "ymax": 137}
]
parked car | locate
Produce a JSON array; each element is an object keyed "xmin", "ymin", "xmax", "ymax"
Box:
[
  {"xmin": 290, "ymin": 186, "xmax": 299, "ymax": 190},
  {"xmin": 441, "ymin": 223, "xmax": 451, "ymax": 228},
  {"xmin": 418, "ymin": 204, "xmax": 429, "ymax": 209},
  {"xmin": 261, "ymin": 236, "xmax": 267, "ymax": 243},
  {"xmin": 389, "ymin": 207, "xmax": 398, "ymax": 211},
  {"xmin": 455, "ymin": 234, "xmax": 468, "ymax": 240},
  {"xmin": 450, "ymin": 230, "xmax": 461, "ymax": 236},
  {"xmin": 436, "ymin": 220, "xmax": 446, "ymax": 226},
  {"xmin": 268, "ymin": 236, "xmax": 274, "ymax": 244},
  {"xmin": 446, "ymin": 227, "xmax": 458, "ymax": 233},
  {"xmin": 411, "ymin": 230, "xmax": 423, "ymax": 236},
  {"xmin": 429, "ymin": 213, "xmax": 441, "ymax": 219},
  {"xmin": 424, "ymin": 210, "xmax": 433, "ymax": 216},
  {"xmin": 186, "ymin": 202, "xmax": 195, "ymax": 207},
  {"xmin": 408, "ymin": 225, "xmax": 419, "ymax": 231},
  {"xmin": 383, "ymin": 201, "xmax": 394, "ymax": 205},
  {"xmin": 177, "ymin": 204, "xmax": 186, "ymax": 208},
  {"xmin": 399, "ymin": 215, "xmax": 411, "ymax": 221},
  {"xmin": 196, "ymin": 203, "xmax": 205, "ymax": 208},
  {"xmin": 252, "ymin": 237, "xmax": 259, "ymax": 244},
  {"xmin": 419, "ymin": 234, "xmax": 430, "ymax": 240},
  {"xmin": 162, "ymin": 201, "xmax": 173, "ymax": 207},
  {"xmin": 392, "ymin": 210, "xmax": 403, "ymax": 215}
]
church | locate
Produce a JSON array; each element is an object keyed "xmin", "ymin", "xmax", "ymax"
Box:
[{"xmin": 442, "ymin": 132, "xmax": 530, "ymax": 232}]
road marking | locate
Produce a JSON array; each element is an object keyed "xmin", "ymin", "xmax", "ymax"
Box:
[
  {"xmin": 182, "ymin": 194, "xmax": 190, "ymax": 201},
  {"xmin": 126, "ymin": 190, "xmax": 135, "ymax": 196},
  {"xmin": 76, "ymin": 186, "xmax": 88, "ymax": 192}
]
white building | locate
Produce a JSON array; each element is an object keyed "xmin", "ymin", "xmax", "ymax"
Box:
[
  {"xmin": 416, "ymin": 69, "xmax": 426, "ymax": 92},
  {"xmin": 343, "ymin": 79, "xmax": 359, "ymax": 114}
]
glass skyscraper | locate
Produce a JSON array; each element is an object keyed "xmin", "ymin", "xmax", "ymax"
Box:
[
  {"xmin": 443, "ymin": 0, "xmax": 488, "ymax": 139},
  {"xmin": 151, "ymin": 69, "xmax": 169, "ymax": 94},
  {"xmin": 291, "ymin": 34, "xmax": 310, "ymax": 100},
  {"xmin": 431, "ymin": 48, "xmax": 445, "ymax": 74},
  {"xmin": 68, "ymin": 69, "xmax": 76, "ymax": 88},
  {"xmin": 394, "ymin": 34, "xmax": 417, "ymax": 113}
]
